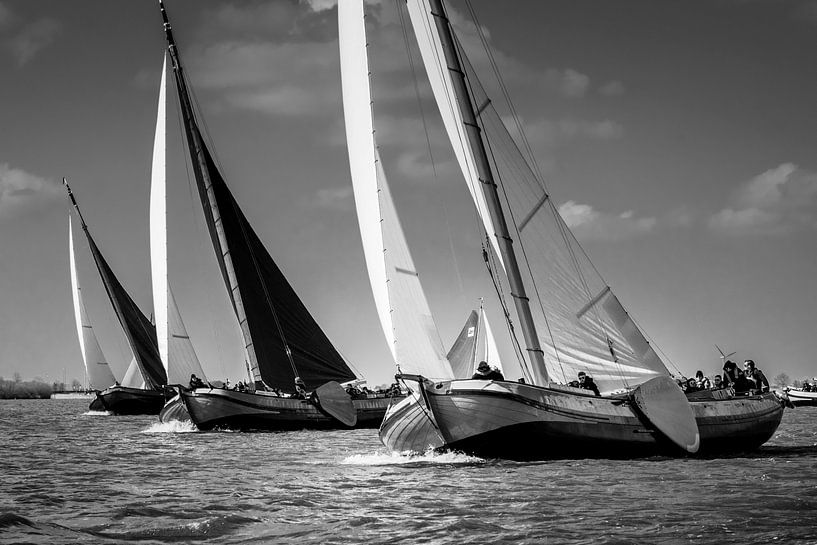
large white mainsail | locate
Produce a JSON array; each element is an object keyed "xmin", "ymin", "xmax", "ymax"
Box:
[
  {"xmin": 339, "ymin": 0, "xmax": 452, "ymax": 380},
  {"xmin": 69, "ymin": 215, "xmax": 117, "ymax": 390},
  {"xmin": 407, "ymin": 0, "xmax": 669, "ymax": 392},
  {"xmin": 150, "ymin": 53, "xmax": 207, "ymax": 385}
]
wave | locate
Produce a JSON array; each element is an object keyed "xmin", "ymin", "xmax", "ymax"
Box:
[
  {"xmin": 142, "ymin": 420, "xmax": 198, "ymax": 433},
  {"xmin": 82, "ymin": 410, "xmax": 111, "ymax": 416},
  {"xmin": 341, "ymin": 449, "xmax": 485, "ymax": 466}
]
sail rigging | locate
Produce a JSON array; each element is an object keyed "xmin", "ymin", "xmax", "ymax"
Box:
[
  {"xmin": 406, "ymin": 0, "xmax": 669, "ymax": 392},
  {"xmin": 65, "ymin": 181, "xmax": 166, "ymax": 390},
  {"xmin": 149, "ymin": 53, "xmax": 207, "ymax": 385},
  {"xmin": 160, "ymin": 1, "xmax": 355, "ymax": 391},
  {"xmin": 339, "ymin": 0, "xmax": 453, "ymax": 380},
  {"xmin": 69, "ymin": 215, "xmax": 117, "ymax": 390}
]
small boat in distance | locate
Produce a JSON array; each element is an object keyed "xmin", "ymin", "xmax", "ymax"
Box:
[
  {"xmin": 785, "ymin": 387, "xmax": 817, "ymax": 407},
  {"xmin": 339, "ymin": 0, "xmax": 786, "ymax": 459},
  {"xmin": 155, "ymin": 0, "xmax": 400, "ymax": 430},
  {"xmin": 65, "ymin": 181, "xmax": 167, "ymax": 415}
]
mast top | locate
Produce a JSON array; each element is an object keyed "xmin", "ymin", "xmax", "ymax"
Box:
[
  {"xmin": 63, "ymin": 177, "xmax": 87, "ymax": 229},
  {"xmin": 159, "ymin": 0, "xmax": 175, "ymax": 48}
]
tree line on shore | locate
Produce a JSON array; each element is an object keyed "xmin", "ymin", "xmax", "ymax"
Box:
[{"xmin": 0, "ymin": 374, "xmax": 83, "ymax": 399}]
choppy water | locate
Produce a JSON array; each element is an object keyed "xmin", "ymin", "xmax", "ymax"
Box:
[{"xmin": 1, "ymin": 399, "xmax": 816, "ymax": 544}]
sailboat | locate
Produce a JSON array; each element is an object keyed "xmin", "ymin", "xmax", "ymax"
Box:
[
  {"xmin": 156, "ymin": 1, "xmax": 399, "ymax": 431},
  {"xmin": 340, "ymin": 0, "xmax": 786, "ymax": 459},
  {"xmin": 65, "ymin": 181, "xmax": 167, "ymax": 415}
]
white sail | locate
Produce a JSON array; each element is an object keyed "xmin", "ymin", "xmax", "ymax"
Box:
[
  {"xmin": 149, "ymin": 53, "xmax": 206, "ymax": 385},
  {"xmin": 69, "ymin": 215, "xmax": 117, "ymax": 390},
  {"xmin": 120, "ymin": 356, "xmax": 143, "ymax": 388},
  {"xmin": 405, "ymin": 0, "xmax": 503, "ymax": 272},
  {"xmin": 476, "ymin": 305, "xmax": 502, "ymax": 375},
  {"xmin": 339, "ymin": 0, "xmax": 453, "ymax": 379},
  {"xmin": 408, "ymin": 0, "xmax": 669, "ymax": 392}
]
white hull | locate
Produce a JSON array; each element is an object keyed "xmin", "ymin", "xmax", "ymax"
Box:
[{"xmin": 786, "ymin": 388, "xmax": 817, "ymax": 407}]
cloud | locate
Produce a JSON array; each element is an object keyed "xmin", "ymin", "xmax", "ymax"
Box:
[
  {"xmin": 0, "ymin": 164, "xmax": 62, "ymax": 220},
  {"xmin": 0, "ymin": 3, "xmax": 16, "ymax": 29},
  {"xmin": 519, "ymin": 118, "xmax": 624, "ymax": 148},
  {"xmin": 599, "ymin": 80, "xmax": 625, "ymax": 96},
  {"xmin": 544, "ymin": 68, "xmax": 590, "ymax": 98},
  {"xmin": 312, "ymin": 186, "xmax": 354, "ymax": 211},
  {"xmin": 708, "ymin": 163, "xmax": 817, "ymax": 235},
  {"xmin": 559, "ymin": 200, "xmax": 656, "ymax": 241},
  {"xmin": 10, "ymin": 18, "xmax": 61, "ymax": 66}
]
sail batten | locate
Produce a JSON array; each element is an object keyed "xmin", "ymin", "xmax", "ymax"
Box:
[{"xmin": 161, "ymin": 2, "xmax": 355, "ymax": 391}]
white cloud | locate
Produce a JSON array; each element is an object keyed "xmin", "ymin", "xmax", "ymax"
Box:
[
  {"xmin": 708, "ymin": 163, "xmax": 817, "ymax": 235},
  {"xmin": 10, "ymin": 18, "xmax": 61, "ymax": 66},
  {"xmin": 0, "ymin": 164, "xmax": 62, "ymax": 220},
  {"xmin": 559, "ymin": 200, "xmax": 656, "ymax": 241},
  {"xmin": 519, "ymin": 118, "xmax": 624, "ymax": 148},
  {"xmin": 0, "ymin": 3, "xmax": 16, "ymax": 29},
  {"xmin": 599, "ymin": 80, "xmax": 625, "ymax": 96},
  {"xmin": 545, "ymin": 68, "xmax": 590, "ymax": 98},
  {"xmin": 313, "ymin": 186, "xmax": 354, "ymax": 210}
]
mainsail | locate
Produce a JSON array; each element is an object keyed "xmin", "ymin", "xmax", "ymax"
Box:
[
  {"xmin": 69, "ymin": 215, "xmax": 117, "ymax": 390},
  {"xmin": 339, "ymin": 0, "xmax": 453, "ymax": 380},
  {"xmin": 160, "ymin": 1, "xmax": 355, "ymax": 392},
  {"xmin": 406, "ymin": 0, "xmax": 669, "ymax": 392},
  {"xmin": 65, "ymin": 181, "xmax": 166, "ymax": 391},
  {"xmin": 149, "ymin": 53, "xmax": 207, "ymax": 385}
]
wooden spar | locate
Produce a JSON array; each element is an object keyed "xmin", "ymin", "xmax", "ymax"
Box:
[{"xmin": 426, "ymin": 0, "xmax": 548, "ymax": 384}]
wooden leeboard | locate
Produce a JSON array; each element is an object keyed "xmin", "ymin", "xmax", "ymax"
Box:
[
  {"xmin": 632, "ymin": 376, "xmax": 700, "ymax": 453},
  {"xmin": 315, "ymin": 381, "xmax": 357, "ymax": 427}
]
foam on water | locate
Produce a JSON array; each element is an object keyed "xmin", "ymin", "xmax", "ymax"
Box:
[
  {"xmin": 141, "ymin": 420, "xmax": 198, "ymax": 434},
  {"xmin": 341, "ymin": 449, "xmax": 484, "ymax": 466},
  {"xmin": 82, "ymin": 410, "xmax": 111, "ymax": 416}
]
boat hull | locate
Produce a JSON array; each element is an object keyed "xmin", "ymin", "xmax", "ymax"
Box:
[
  {"xmin": 158, "ymin": 394, "xmax": 192, "ymax": 423},
  {"xmin": 180, "ymin": 388, "xmax": 401, "ymax": 431},
  {"xmin": 90, "ymin": 386, "xmax": 165, "ymax": 415},
  {"xmin": 785, "ymin": 388, "xmax": 817, "ymax": 407},
  {"xmin": 380, "ymin": 380, "xmax": 784, "ymax": 459}
]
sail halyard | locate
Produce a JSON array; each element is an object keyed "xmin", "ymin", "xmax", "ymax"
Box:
[
  {"xmin": 160, "ymin": 2, "xmax": 356, "ymax": 391},
  {"xmin": 339, "ymin": 0, "xmax": 453, "ymax": 380},
  {"xmin": 69, "ymin": 215, "xmax": 117, "ymax": 390},
  {"xmin": 406, "ymin": 0, "xmax": 548, "ymax": 385},
  {"xmin": 149, "ymin": 53, "xmax": 207, "ymax": 385},
  {"xmin": 64, "ymin": 181, "xmax": 166, "ymax": 390}
]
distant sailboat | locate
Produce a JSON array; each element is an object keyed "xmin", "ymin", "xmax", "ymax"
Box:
[
  {"xmin": 156, "ymin": 0, "xmax": 399, "ymax": 430},
  {"xmin": 341, "ymin": 0, "xmax": 786, "ymax": 458},
  {"xmin": 65, "ymin": 180, "xmax": 166, "ymax": 415}
]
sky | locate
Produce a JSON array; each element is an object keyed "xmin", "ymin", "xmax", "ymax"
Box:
[{"xmin": 0, "ymin": 0, "xmax": 815, "ymax": 388}]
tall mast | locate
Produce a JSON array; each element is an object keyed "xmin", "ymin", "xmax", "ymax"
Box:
[
  {"xmin": 426, "ymin": 0, "xmax": 548, "ymax": 382},
  {"xmin": 159, "ymin": 0, "xmax": 263, "ymax": 385}
]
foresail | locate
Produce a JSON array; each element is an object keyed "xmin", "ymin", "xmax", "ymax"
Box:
[
  {"xmin": 339, "ymin": 0, "xmax": 453, "ymax": 380},
  {"xmin": 120, "ymin": 356, "xmax": 143, "ymax": 388},
  {"xmin": 405, "ymin": 0, "xmax": 504, "ymax": 272},
  {"xmin": 69, "ymin": 216, "xmax": 116, "ymax": 390},
  {"xmin": 162, "ymin": 5, "xmax": 355, "ymax": 392},
  {"xmin": 149, "ymin": 53, "xmax": 206, "ymax": 385},
  {"xmin": 477, "ymin": 306, "xmax": 503, "ymax": 375},
  {"xmin": 447, "ymin": 310, "xmax": 479, "ymax": 379},
  {"xmin": 457, "ymin": 42, "xmax": 668, "ymax": 393}
]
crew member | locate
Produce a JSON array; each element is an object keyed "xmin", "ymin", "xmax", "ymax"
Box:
[
  {"xmin": 472, "ymin": 361, "xmax": 504, "ymax": 381},
  {"xmin": 577, "ymin": 371, "xmax": 601, "ymax": 396}
]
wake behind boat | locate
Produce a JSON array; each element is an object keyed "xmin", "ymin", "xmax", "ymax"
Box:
[
  {"xmin": 339, "ymin": 0, "xmax": 786, "ymax": 459},
  {"xmin": 155, "ymin": 1, "xmax": 399, "ymax": 430}
]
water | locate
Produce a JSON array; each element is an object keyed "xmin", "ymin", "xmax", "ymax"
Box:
[{"xmin": 1, "ymin": 399, "xmax": 816, "ymax": 544}]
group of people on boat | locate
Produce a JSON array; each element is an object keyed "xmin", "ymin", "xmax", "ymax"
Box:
[
  {"xmin": 345, "ymin": 383, "xmax": 401, "ymax": 399},
  {"xmin": 678, "ymin": 359, "xmax": 769, "ymax": 395}
]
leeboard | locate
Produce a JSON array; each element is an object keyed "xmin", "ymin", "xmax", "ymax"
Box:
[
  {"xmin": 314, "ymin": 381, "xmax": 357, "ymax": 427},
  {"xmin": 632, "ymin": 376, "xmax": 700, "ymax": 453}
]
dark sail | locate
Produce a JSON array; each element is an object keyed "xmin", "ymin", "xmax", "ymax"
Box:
[
  {"xmin": 65, "ymin": 182, "xmax": 166, "ymax": 390},
  {"xmin": 161, "ymin": 2, "xmax": 356, "ymax": 392}
]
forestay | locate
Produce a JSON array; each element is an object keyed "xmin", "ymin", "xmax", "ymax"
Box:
[
  {"xmin": 69, "ymin": 216, "xmax": 117, "ymax": 390},
  {"xmin": 339, "ymin": 0, "xmax": 453, "ymax": 380},
  {"xmin": 149, "ymin": 53, "xmax": 207, "ymax": 385}
]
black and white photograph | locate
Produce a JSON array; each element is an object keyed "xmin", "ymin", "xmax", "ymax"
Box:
[{"xmin": 1, "ymin": 0, "xmax": 815, "ymax": 543}]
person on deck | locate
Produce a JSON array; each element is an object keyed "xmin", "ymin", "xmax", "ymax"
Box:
[
  {"xmin": 743, "ymin": 360, "xmax": 769, "ymax": 393},
  {"xmin": 189, "ymin": 374, "xmax": 204, "ymax": 390},
  {"xmin": 695, "ymin": 370, "xmax": 711, "ymax": 390},
  {"xmin": 577, "ymin": 371, "xmax": 601, "ymax": 397},
  {"xmin": 732, "ymin": 369, "xmax": 753, "ymax": 394},
  {"xmin": 472, "ymin": 361, "xmax": 504, "ymax": 381},
  {"xmin": 712, "ymin": 375, "xmax": 724, "ymax": 390},
  {"xmin": 722, "ymin": 360, "xmax": 739, "ymax": 389},
  {"xmin": 293, "ymin": 377, "xmax": 309, "ymax": 400},
  {"xmin": 685, "ymin": 378, "xmax": 699, "ymax": 393}
]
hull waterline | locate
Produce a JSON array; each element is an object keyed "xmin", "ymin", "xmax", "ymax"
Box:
[
  {"xmin": 91, "ymin": 386, "xmax": 165, "ymax": 415},
  {"xmin": 381, "ymin": 379, "xmax": 785, "ymax": 460},
  {"xmin": 181, "ymin": 388, "xmax": 401, "ymax": 431}
]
